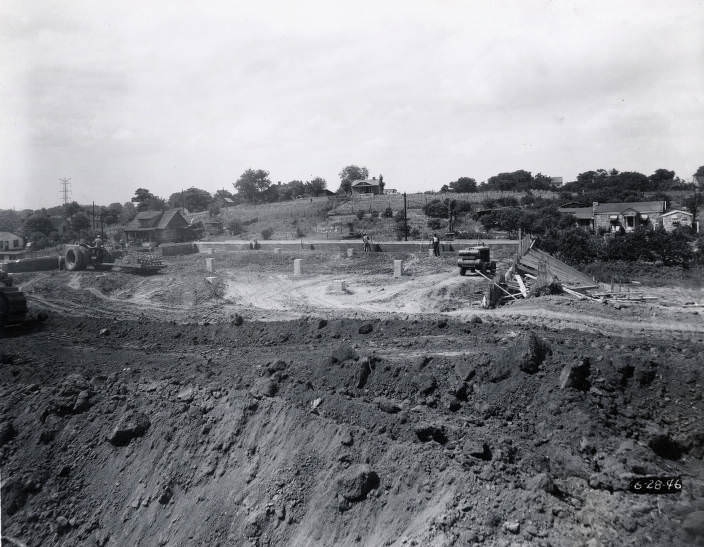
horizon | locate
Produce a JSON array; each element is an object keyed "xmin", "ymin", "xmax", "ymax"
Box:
[{"xmin": 1, "ymin": 0, "xmax": 703, "ymax": 210}]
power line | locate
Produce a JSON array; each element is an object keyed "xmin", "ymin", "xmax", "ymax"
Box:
[{"xmin": 59, "ymin": 177, "xmax": 72, "ymax": 205}]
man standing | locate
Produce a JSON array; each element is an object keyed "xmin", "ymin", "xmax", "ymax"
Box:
[
  {"xmin": 362, "ymin": 233, "xmax": 371, "ymax": 253},
  {"xmin": 432, "ymin": 233, "xmax": 440, "ymax": 257}
]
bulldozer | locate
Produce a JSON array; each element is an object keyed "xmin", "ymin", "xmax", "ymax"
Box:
[
  {"xmin": 457, "ymin": 246, "xmax": 497, "ymax": 276},
  {"xmin": 0, "ymin": 270, "xmax": 28, "ymax": 326},
  {"xmin": 64, "ymin": 244, "xmax": 115, "ymax": 271}
]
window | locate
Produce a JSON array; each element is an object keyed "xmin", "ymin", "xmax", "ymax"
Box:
[{"xmin": 13, "ymin": 239, "xmax": 19, "ymax": 248}]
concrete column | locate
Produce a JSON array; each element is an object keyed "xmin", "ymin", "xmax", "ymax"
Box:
[
  {"xmin": 205, "ymin": 257, "xmax": 215, "ymax": 273},
  {"xmin": 393, "ymin": 259, "xmax": 403, "ymax": 278},
  {"xmin": 293, "ymin": 259, "xmax": 302, "ymax": 276},
  {"xmin": 347, "ymin": 248, "xmax": 354, "ymax": 258},
  {"xmin": 428, "ymin": 249, "xmax": 434, "ymax": 257}
]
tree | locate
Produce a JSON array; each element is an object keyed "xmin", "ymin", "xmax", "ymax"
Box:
[
  {"xmin": 103, "ymin": 203, "xmax": 123, "ymax": 225},
  {"xmin": 0, "ymin": 209, "xmax": 22, "ymax": 233},
  {"xmin": 168, "ymin": 187, "xmax": 213, "ymax": 212},
  {"xmin": 649, "ymin": 169, "xmax": 675, "ymax": 190},
  {"xmin": 446, "ymin": 177, "xmax": 477, "ymax": 193},
  {"xmin": 307, "ymin": 177, "xmax": 327, "ymax": 196},
  {"xmin": 378, "ymin": 174, "xmax": 385, "ymax": 194},
  {"xmin": 131, "ymin": 188, "xmax": 166, "ymax": 212},
  {"xmin": 23, "ymin": 213, "xmax": 54, "ymax": 236},
  {"xmin": 70, "ymin": 211, "xmax": 92, "ymax": 233},
  {"xmin": 63, "ymin": 201, "xmax": 81, "ymax": 218},
  {"xmin": 121, "ymin": 202, "xmax": 137, "ymax": 224},
  {"xmin": 234, "ymin": 169, "xmax": 271, "ymax": 202},
  {"xmin": 338, "ymin": 165, "xmax": 369, "ymax": 194},
  {"xmin": 695, "ymin": 166, "xmax": 704, "ymax": 189},
  {"xmin": 484, "ymin": 170, "xmax": 533, "ymax": 192}
]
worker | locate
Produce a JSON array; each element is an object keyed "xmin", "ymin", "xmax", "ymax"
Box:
[
  {"xmin": 363, "ymin": 233, "xmax": 371, "ymax": 252},
  {"xmin": 93, "ymin": 235, "xmax": 104, "ymax": 262},
  {"xmin": 432, "ymin": 233, "xmax": 440, "ymax": 257}
]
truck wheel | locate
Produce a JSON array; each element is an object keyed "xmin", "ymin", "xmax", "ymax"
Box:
[{"xmin": 459, "ymin": 268, "xmax": 466, "ymax": 276}]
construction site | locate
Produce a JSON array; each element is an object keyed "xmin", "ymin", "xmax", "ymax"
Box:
[{"xmin": 1, "ymin": 235, "xmax": 703, "ymax": 547}]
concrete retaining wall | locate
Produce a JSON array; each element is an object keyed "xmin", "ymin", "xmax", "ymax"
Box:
[{"xmin": 1, "ymin": 255, "xmax": 62, "ymax": 273}]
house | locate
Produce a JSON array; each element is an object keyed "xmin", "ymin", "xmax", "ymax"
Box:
[
  {"xmin": 659, "ymin": 210, "xmax": 693, "ymax": 232},
  {"xmin": 351, "ymin": 178, "xmax": 382, "ymax": 195},
  {"xmin": 383, "ymin": 188, "xmax": 398, "ymax": 194},
  {"xmin": 0, "ymin": 232, "xmax": 23, "ymax": 252},
  {"xmin": 124, "ymin": 209, "xmax": 190, "ymax": 244},
  {"xmin": 550, "ymin": 177, "xmax": 563, "ymax": 186},
  {"xmin": 560, "ymin": 201, "xmax": 666, "ymax": 233}
]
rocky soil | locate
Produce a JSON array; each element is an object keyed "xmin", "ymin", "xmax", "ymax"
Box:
[{"xmin": 2, "ymin": 309, "xmax": 704, "ymax": 546}]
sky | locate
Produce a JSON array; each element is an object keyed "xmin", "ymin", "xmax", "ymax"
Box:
[{"xmin": 1, "ymin": 0, "xmax": 703, "ymax": 210}]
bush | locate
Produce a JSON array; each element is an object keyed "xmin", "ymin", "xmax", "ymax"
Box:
[
  {"xmin": 295, "ymin": 226, "xmax": 306, "ymax": 238},
  {"xmin": 382, "ymin": 207, "xmax": 393, "ymax": 218},
  {"xmin": 370, "ymin": 210, "xmax": 379, "ymax": 219},
  {"xmin": 227, "ymin": 219, "xmax": 244, "ymax": 235},
  {"xmin": 260, "ymin": 227, "xmax": 274, "ymax": 240},
  {"xmin": 427, "ymin": 218, "xmax": 443, "ymax": 230},
  {"xmin": 537, "ymin": 227, "xmax": 601, "ymax": 265},
  {"xmin": 356, "ymin": 210, "xmax": 365, "ymax": 220},
  {"xmin": 424, "ymin": 199, "xmax": 449, "ymax": 218}
]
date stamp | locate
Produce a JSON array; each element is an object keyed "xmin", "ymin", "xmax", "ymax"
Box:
[{"xmin": 628, "ymin": 476, "xmax": 682, "ymax": 494}]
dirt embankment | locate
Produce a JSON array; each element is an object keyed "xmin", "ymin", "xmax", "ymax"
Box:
[{"xmin": 2, "ymin": 314, "xmax": 704, "ymax": 546}]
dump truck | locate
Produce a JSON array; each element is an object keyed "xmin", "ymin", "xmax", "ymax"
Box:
[{"xmin": 457, "ymin": 246, "xmax": 496, "ymax": 276}]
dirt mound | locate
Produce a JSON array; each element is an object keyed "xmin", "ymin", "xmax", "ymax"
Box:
[{"xmin": 1, "ymin": 312, "xmax": 703, "ymax": 545}]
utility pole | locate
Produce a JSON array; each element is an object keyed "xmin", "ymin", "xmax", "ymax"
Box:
[
  {"xmin": 59, "ymin": 177, "xmax": 71, "ymax": 205},
  {"xmin": 694, "ymin": 174, "xmax": 703, "ymax": 233},
  {"xmin": 92, "ymin": 201, "xmax": 96, "ymax": 231},
  {"xmin": 403, "ymin": 192, "xmax": 408, "ymax": 241}
]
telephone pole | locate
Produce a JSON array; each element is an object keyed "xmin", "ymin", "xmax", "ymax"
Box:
[
  {"xmin": 59, "ymin": 177, "xmax": 72, "ymax": 205},
  {"xmin": 403, "ymin": 192, "xmax": 408, "ymax": 241}
]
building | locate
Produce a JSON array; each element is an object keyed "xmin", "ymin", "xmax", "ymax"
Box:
[
  {"xmin": 659, "ymin": 210, "xmax": 693, "ymax": 232},
  {"xmin": 124, "ymin": 209, "xmax": 190, "ymax": 244},
  {"xmin": 383, "ymin": 188, "xmax": 398, "ymax": 194},
  {"xmin": 550, "ymin": 177, "xmax": 563, "ymax": 186},
  {"xmin": 0, "ymin": 232, "xmax": 23, "ymax": 251},
  {"xmin": 560, "ymin": 201, "xmax": 666, "ymax": 233},
  {"xmin": 351, "ymin": 178, "xmax": 383, "ymax": 195},
  {"xmin": 203, "ymin": 218, "xmax": 224, "ymax": 236}
]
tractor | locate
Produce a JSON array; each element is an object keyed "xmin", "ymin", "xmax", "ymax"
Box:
[
  {"xmin": 457, "ymin": 246, "xmax": 497, "ymax": 276},
  {"xmin": 0, "ymin": 271, "xmax": 28, "ymax": 326},
  {"xmin": 64, "ymin": 244, "xmax": 115, "ymax": 271}
]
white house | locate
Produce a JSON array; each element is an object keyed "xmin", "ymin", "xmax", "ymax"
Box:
[
  {"xmin": 659, "ymin": 210, "xmax": 693, "ymax": 232},
  {"xmin": 0, "ymin": 232, "xmax": 23, "ymax": 251}
]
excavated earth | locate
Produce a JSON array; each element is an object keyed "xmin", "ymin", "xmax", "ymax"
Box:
[{"xmin": 2, "ymin": 257, "xmax": 704, "ymax": 546}]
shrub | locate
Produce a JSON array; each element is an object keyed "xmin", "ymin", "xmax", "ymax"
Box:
[
  {"xmin": 424, "ymin": 199, "xmax": 449, "ymax": 218},
  {"xmin": 370, "ymin": 210, "xmax": 379, "ymax": 219},
  {"xmin": 260, "ymin": 227, "xmax": 274, "ymax": 240},
  {"xmin": 427, "ymin": 218, "xmax": 443, "ymax": 230},
  {"xmin": 382, "ymin": 207, "xmax": 393, "ymax": 218},
  {"xmin": 227, "ymin": 219, "xmax": 244, "ymax": 235}
]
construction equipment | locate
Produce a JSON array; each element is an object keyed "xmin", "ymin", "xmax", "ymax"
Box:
[
  {"xmin": 64, "ymin": 244, "xmax": 115, "ymax": 271},
  {"xmin": 457, "ymin": 246, "xmax": 496, "ymax": 276},
  {"xmin": 0, "ymin": 271, "xmax": 28, "ymax": 326}
]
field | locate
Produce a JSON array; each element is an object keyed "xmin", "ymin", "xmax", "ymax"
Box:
[{"xmin": 2, "ymin": 249, "xmax": 704, "ymax": 546}]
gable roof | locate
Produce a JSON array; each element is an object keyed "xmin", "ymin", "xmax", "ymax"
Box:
[
  {"xmin": 0, "ymin": 231, "xmax": 22, "ymax": 240},
  {"xmin": 125, "ymin": 209, "xmax": 187, "ymax": 232},
  {"xmin": 351, "ymin": 179, "xmax": 380, "ymax": 187},
  {"xmin": 594, "ymin": 201, "xmax": 665, "ymax": 214},
  {"xmin": 156, "ymin": 209, "xmax": 185, "ymax": 229},
  {"xmin": 660, "ymin": 209, "xmax": 693, "ymax": 218}
]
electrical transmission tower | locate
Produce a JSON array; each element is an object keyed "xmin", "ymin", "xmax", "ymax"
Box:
[{"xmin": 59, "ymin": 177, "xmax": 72, "ymax": 204}]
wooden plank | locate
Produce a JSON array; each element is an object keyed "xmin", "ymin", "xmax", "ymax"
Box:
[{"xmin": 515, "ymin": 274, "xmax": 528, "ymax": 297}]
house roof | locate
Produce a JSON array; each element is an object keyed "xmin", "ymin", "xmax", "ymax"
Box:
[
  {"xmin": 594, "ymin": 201, "xmax": 665, "ymax": 214},
  {"xmin": 0, "ymin": 231, "xmax": 22, "ymax": 239},
  {"xmin": 156, "ymin": 209, "xmax": 183, "ymax": 229},
  {"xmin": 559, "ymin": 207, "xmax": 593, "ymax": 220},
  {"xmin": 660, "ymin": 209, "xmax": 693, "ymax": 218},
  {"xmin": 351, "ymin": 179, "xmax": 380, "ymax": 187}
]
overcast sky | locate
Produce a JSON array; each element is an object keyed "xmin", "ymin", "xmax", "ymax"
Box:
[{"xmin": 1, "ymin": 0, "xmax": 703, "ymax": 210}]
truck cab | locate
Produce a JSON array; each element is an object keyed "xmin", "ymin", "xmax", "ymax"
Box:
[{"xmin": 457, "ymin": 246, "xmax": 496, "ymax": 276}]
